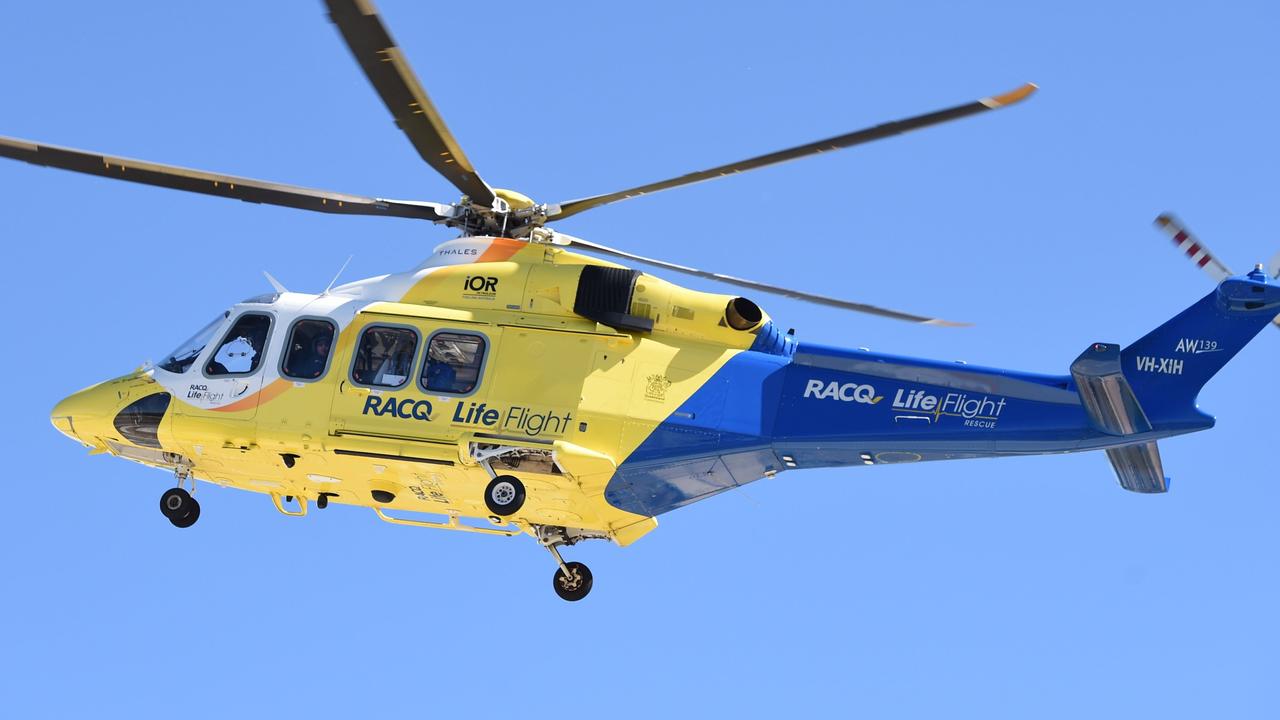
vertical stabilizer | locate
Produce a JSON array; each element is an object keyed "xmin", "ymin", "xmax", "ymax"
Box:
[{"xmin": 1121, "ymin": 268, "xmax": 1280, "ymax": 427}]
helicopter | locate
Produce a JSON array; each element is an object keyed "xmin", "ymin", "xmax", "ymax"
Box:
[{"xmin": 8, "ymin": 1, "xmax": 1279, "ymax": 601}]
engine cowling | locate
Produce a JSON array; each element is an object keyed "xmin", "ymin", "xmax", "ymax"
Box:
[{"xmin": 572, "ymin": 265, "xmax": 767, "ymax": 346}]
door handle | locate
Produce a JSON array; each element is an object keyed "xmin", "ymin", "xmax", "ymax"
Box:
[{"xmin": 340, "ymin": 380, "xmax": 371, "ymax": 396}]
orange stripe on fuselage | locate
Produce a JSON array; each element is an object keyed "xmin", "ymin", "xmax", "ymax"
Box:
[
  {"xmin": 211, "ymin": 377, "xmax": 291, "ymax": 413},
  {"xmin": 398, "ymin": 237, "xmax": 528, "ymax": 304},
  {"xmin": 474, "ymin": 237, "xmax": 525, "ymax": 263}
]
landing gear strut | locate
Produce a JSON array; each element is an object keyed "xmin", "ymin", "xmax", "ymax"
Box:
[{"xmin": 537, "ymin": 525, "xmax": 605, "ymax": 602}]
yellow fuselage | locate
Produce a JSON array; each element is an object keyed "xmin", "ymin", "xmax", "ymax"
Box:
[{"xmin": 51, "ymin": 237, "xmax": 768, "ymax": 546}]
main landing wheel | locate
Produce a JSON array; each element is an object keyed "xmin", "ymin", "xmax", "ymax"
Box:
[
  {"xmin": 553, "ymin": 561, "xmax": 593, "ymax": 602},
  {"xmin": 484, "ymin": 475, "xmax": 525, "ymax": 516},
  {"xmin": 160, "ymin": 488, "xmax": 200, "ymax": 528}
]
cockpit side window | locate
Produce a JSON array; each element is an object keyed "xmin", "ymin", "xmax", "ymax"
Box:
[
  {"xmin": 281, "ymin": 318, "xmax": 336, "ymax": 381},
  {"xmin": 351, "ymin": 325, "xmax": 418, "ymax": 388},
  {"xmin": 420, "ymin": 332, "xmax": 486, "ymax": 395},
  {"xmin": 158, "ymin": 312, "xmax": 227, "ymax": 374},
  {"xmin": 205, "ymin": 313, "xmax": 272, "ymax": 377}
]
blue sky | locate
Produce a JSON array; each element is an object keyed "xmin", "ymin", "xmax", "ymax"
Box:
[{"xmin": 2, "ymin": 1, "xmax": 1277, "ymax": 717}]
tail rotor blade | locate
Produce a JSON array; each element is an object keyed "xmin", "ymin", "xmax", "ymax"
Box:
[{"xmin": 1153, "ymin": 213, "xmax": 1233, "ymax": 282}]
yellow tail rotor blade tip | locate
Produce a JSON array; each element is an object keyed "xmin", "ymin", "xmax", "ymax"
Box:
[{"xmin": 981, "ymin": 82, "xmax": 1038, "ymax": 108}]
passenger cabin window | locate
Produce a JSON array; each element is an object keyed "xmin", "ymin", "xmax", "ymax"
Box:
[
  {"xmin": 205, "ymin": 313, "xmax": 272, "ymax": 376},
  {"xmin": 421, "ymin": 332, "xmax": 486, "ymax": 394},
  {"xmin": 281, "ymin": 319, "xmax": 336, "ymax": 380},
  {"xmin": 351, "ymin": 326, "xmax": 418, "ymax": 388}
]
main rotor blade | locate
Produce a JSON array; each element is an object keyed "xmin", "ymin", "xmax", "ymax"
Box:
[
  {"xmin": 0, "ymin": 135, "xmax": 453, "ymax": 221},
  {"xmin": 325, "ymin": 0, "xmax": 496, "ymax": 207},
  {"xmin": 558, "ymin": 234, "xmax": 968, "ymax": 326},
  {"xmin": 548, "ymin": 83, "xmax": 1037, "ymax": 222}
]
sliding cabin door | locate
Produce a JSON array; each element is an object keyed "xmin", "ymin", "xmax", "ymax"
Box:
[{"xmin": 329, "ymin": 315, "xmax": 497, "ymax": 449}]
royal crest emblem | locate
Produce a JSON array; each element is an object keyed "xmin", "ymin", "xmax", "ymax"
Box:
[{"xmin": 644, "ymin": 373, "xmax": 672, "ymax": 401}]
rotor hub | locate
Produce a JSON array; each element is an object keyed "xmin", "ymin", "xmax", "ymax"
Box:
[
  {"xmin": 452, "ymin": 188, "xmax": 549, "ymax": 238},
  {"xmin": 493, "ymin": 188, "xmax": 535, "ymax": 211}
]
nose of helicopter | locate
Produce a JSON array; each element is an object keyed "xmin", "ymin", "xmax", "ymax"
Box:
[
  {"xmin": 52, "ymin": 373, "xmax": 175, "ymax": 450},
  {"xmin": 50, "ymin": 382, "xmax": 112, "ymax": 444},
  {"xmin": 50, "ymin": 376, "xmax": 147, "ymax": 446}
]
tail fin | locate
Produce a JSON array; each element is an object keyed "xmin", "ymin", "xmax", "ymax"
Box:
[{"xmin": 1121, "ymin": 268, "xmax": 1280, "ymax": 426}]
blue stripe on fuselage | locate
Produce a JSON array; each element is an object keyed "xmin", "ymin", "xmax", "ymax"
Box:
[
  {"xmin": 605, "ymin": 350, "xmax": 787, "ymax": 516},
  {"xmin": 605, "ymin": 343, "xmax": 1207, "ymax": 517}
]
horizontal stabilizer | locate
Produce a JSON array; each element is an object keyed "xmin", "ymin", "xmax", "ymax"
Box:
[
  {"xmin": 1105, "ymin": 442, "xmax": 1170, "ymax": 494},
  {"xmin": 1070, "ymin": 343, "xmax": 1152, "ymax": 435}
]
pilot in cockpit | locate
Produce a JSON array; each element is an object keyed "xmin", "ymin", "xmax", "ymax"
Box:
[
  {"xmin": 205, "ymin": 314, "xmax": 271, "ymax": 376},
  {"xmin": 209, "ymin": 335, "xmax": 258, "ymax": 375}
]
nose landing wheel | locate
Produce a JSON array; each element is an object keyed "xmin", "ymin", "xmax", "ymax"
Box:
[{"xmin": 159, "ymin": 487, "xmax": 201, "ymax": 528}]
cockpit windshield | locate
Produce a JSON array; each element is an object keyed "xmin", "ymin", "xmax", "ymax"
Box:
[{"xmin": 158, "ymin": 312, "xmax": 227, "ymax": 374}]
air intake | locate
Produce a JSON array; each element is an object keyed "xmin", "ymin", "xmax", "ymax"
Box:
[{"xmin": 573, "ymin": 266, "xmax": 653, "ymax": 332}]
